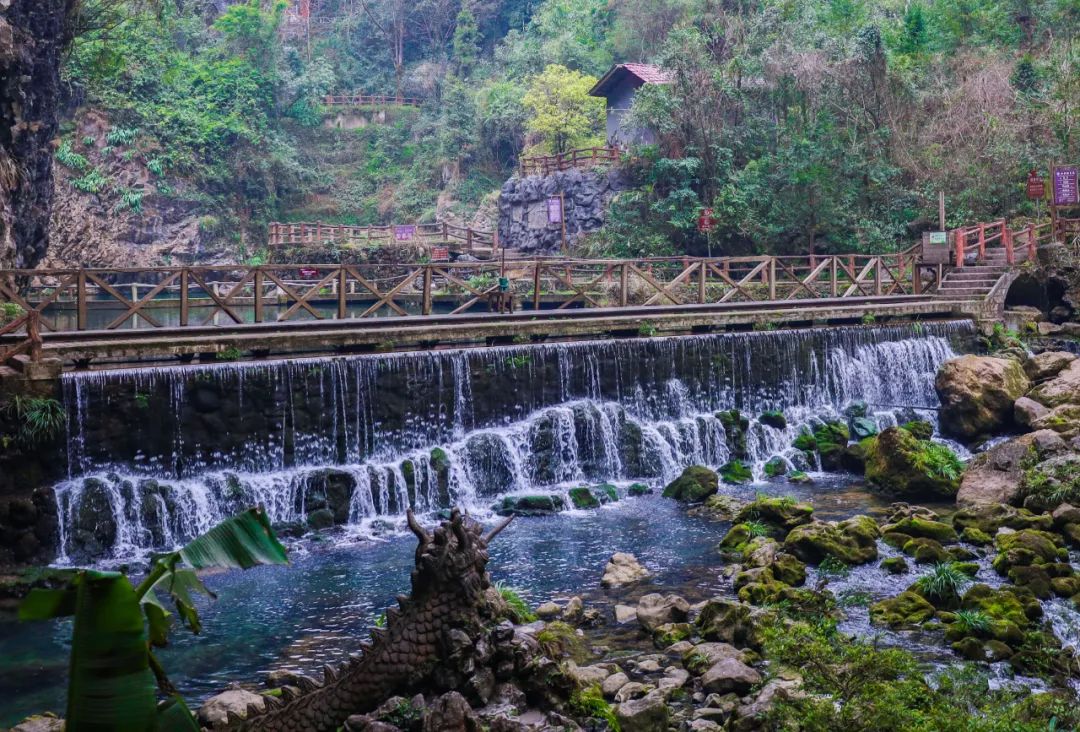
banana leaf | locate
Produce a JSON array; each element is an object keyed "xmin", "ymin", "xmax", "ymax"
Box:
[
  {"xmin": 176, "ymin": 506, "xmax": 288, "ymax": 570},
  {"xmin": 66, "ymin": 571, "xmax": 158, "ymax": 732},
  {"xmin": 156, "ymin": 695, "xmax": 200, "ymax": 732}
]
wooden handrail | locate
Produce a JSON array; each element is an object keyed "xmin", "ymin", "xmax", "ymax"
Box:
[
  {"xmin": 0, "ymin": 311, "xmax": 41, "ymax": 365},
  {"xmin": 268, "ymin": 221, "xmax": 495, "ymax": 249},
  {"xmin": 519, "ymin": 146, "xmax": 620, "ymax": 177},
  {"xmin": 323, "ymin": 94, "xmax": 423, "ymax": 109}
]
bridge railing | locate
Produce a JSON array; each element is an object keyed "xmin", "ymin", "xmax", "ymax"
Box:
[
  {"xmin": 952, "ymin": 216, "xmax": 1079, "ymax": 267},
  {"xmin": 0, "ymin": 252, "xmax": 919, "ymax": 333},
  {"xmin": 0, "ymin": 310, "xmax": 42, "ymax": 366},
  {"xmin": 519, "ymin": 147, "xmax": 621, "ymax": 177},
  {"xmin": 268, "ymin": 222, "xmax": 496, "ymax": 251},
  {"xmin": 322, "ymin": 94, "xmax": 423, "ymax": 109}
]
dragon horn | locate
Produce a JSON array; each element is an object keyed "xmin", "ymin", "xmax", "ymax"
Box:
[
  {"xmin": 450, "ymin": 507, "xmax": 471, "ymax": 548},
  {"xmin": 406, "ymin": 509, "xmax": 430, "ymax": 545},
  {"xmin": 484, "ymin": 515, "xmax": 514, "ymax": 544}
]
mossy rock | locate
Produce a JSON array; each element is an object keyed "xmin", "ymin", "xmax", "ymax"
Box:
[
  {"xmin": 953, "ymin": 562, "xmax": 980, "ymax": 577},
  {"xmin": 900, "ymin": 420, "xmax": 934, "ymax": 441},
  {"xmin": 951, "ymin": 636, "xmax": 989, "ymax": 661},
  {"xmin": 593, "ymin": 483, "xmax": 619, "ymax": 503},
  {"xmin": 719, "ymin": 523, "xmax": 753, "ymax": 553},
  {"xmin": 946, "ymin": 545, "xmax": 978, "ymax": 562},
  {"xmin": 734, "ymin": 496, "xmax": 814, "ymax": 533},
  {"xmin": 882, "ymin": 531, "xmax": 913, "ymax": 550},
  {"xmin": 717, "ymin": 410, "xmax": 750, "ymax": 459},
  {"xmin": 792, "ymin": 429, "xmax": 817, "ymax": 453},
  {"xmin": 903, "ymin": 537, "xmax": 950, "ymax": 564},
  {"xmin": 863, "ymin": 427, "xmax": 962, "ymax": 498},
  {"xmin": 784, "ymin": 517, "xmax": 878, "ymax": 565},
  {"xmin": 869, "ymin": 591, "xmax": 936, "ymax": 628},
  {"xmin": 960, "ymin": 526, "xmax": 993, "ymax": 545},
  {"xmin": 849, "ymin": 417, "xmax": 879, "ymax": 440},
  {"xmin": 662, "ymin": 465, "xmax": 720, "ymax": 501},
  {"xmin": 306, "ymin": 508, "xmax": 336, "ymax": 530},
  {"xmin": 652, "ymin": 622, "xmax": 692, "ymax": 648},
  {"xmin": 430, "ymin": 447, "xmax": 450, "ymax": 471},
  {"xmin": 845, "ymin": 401, "xmax": 869, "ymax": 418},
  {"xmin": 992, "ymin": 529, "xmax": 1065, "ymax": 573},
  {"xmin": 881, "ymin": 556, "xmax": 909, "ymax": 574},
  {"xmin": 697, "ymin": 494, "xmax": 744, "ymax": 520},
  {"xmin": 764, "ymin": 457, "xmax": 787, "ymax": 478},
  {"xmin": 720, "ymin": 460, "xmax": 754, "ymax": 485},
  {"xmin": 787, "ymin": 470, "xmax": 812, "ymax": 484},
  {"xmin": 770, "ymin": 553, "xmax": 808, "ymax": 585},
  {"xmin": 883, "ymin": 517, "xmax": 959, "ymax": 544},
  {"xmin": 497, "ymin": 494, "xmax": 566, "ymax": 516},
  {"xmin": 627, "ymin": 483, "xmax": 652, "ymax": 497},
  {"xmin": 759, "ymin": 410, "xmax": 787, "ymax": 430},
  {"xmin": 1007, "ymin": 565, "xmax": 1053, "ymax": 598},
  {"xmin": 568, "ymin": 487, "xmax": 601, "ymax": 510}
]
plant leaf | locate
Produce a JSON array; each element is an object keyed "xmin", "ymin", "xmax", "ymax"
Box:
[
  {"xmin": 177, "ymin": 506, "xmax": 288, "ymax": 570},
  {"xmin": 19, "ymin": 587, "xmax": 78, "ymax": 620},
  {"xmin": 142, "ymin": 591, "xmax": 172, "ymax": 648},
  {"xmin": 66, "ymin": 570, "xmax": 158, "ymax": 731},
  {"xmin": 156, "ymin": 569, "xmax": 214, "ymax": 635},
  {"xmin": 157, "ymin": 695, "xmax": 201, "ymax": 732}
]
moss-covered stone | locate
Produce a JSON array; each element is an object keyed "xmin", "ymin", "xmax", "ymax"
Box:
[
  {"xmin": 569, "ymin": 487, "xmax": 601, "ymax": 509},
  {"xmin": 935, "ymin": 355, "xmax": 1031, "ymax": 441},
  {"xmin": 960, "ymin": 526, "xmax": 993, "ymax": 545},
  {"xmin": 882, "ymin": 517, "xmax": 959, "ymax": 544},
  {"xmin": 869, "ymin": 591, "xmax": 936, "ymax": 628},
  {"xmin": 719, "ymin": 523, "xmax": 753, "ymax": 553},
  {"xmin": 717, "ymin": 410, "xmax": 750, "ymax": 459},
  {"xmin": 814, "ymin": 421, "xmax": 851, "ymax": 471},
  {"xmin": 720, "ymin": 460, "xmax": 754, "ymax": 485},
  {"xmin": 652, "ymin": 622, "xmax": 692, "ymax": 648},
  {"xmin": 882, "ymin": 556, "xmax": 909, "ymax": 574},
  {"xmin": 903, "ymin": 537, "xmax": 950, "ymax": 564},
  {"xmin": 849, "ymin": 417, "xmax": 878, "ymax": 440},
  {"xmin": 497, "ymin": 494, "xmax": 566, "ymax": 516},
  {"xmin": 662, "ymin": 465, "xmax": 719, "ymax": 501},
  {"xmin": 787, "ymin": 470, "xmax": 812, "ymax": 484},
  {"xmin": 764, "ymin": 457, "xmax": 787, "ymax": 478},
  {"xmin": 769, "ymin": 553, "xmax": 808, "ymax": 585},
  {"xmin": 946, "ymin": 546, "xmax": 978, "ymax": 562},
  {"xmin": 960, "ymin": 584, "xmax": 1033, "ymax": 647},
  {"xmin": 1007, "ymin": 565, "xmax": 1053, "ymax": 598},
  {"xmin": 1051, "ymin": 575, "xmax": 1080, "ymax": 598},
  {"xmin": 627, "ymin": 483, "xmax": 652, "ymax": 497},
  {"xmin": 594, "ymin": 483, "xmax": 619, "ymax": 503},
  {"xmin": 792, "ymin": 429, "xmax": 817, "ymax": 453},
  {"xmin": 734, "ymin": 496, "xmax": 814, "ymax": 533},
  {"xmin": 759, "ymin": 410, "xmax": 787, "ymax": 430},
  {"xmin": 882, "ymin": 531, "xmax": 913, "ymax": 550},
  {"xmin": 784, "ymin": 516, "xmax": 878, "ymax": 565},
  {"xmin": 900, "ymin": 420, "xmax": 934, "ymax": 441},
  {"xmin": 992, "ymin": 529, "xmax": 1066, "ymax": 575},
  {"xmin": 863, "ymin": 427, "xmax": 962, "ymax": 498}
]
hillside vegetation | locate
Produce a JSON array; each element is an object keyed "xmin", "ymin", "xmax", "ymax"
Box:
[{"xmin": 53, "ymin": 0, "xmax": 1079, "ymax": 263}]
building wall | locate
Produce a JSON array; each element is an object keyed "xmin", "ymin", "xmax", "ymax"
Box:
[{"xmin": 604, "ymin": 78, "xmax": 656, "ymax": 146}]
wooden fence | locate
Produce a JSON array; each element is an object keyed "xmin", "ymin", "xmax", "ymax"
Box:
[
  {"xmin": 953, "ymin": 217, "xmax": 1078, "ymax": 266},
  {"xmin": 0, "ymin": 251, "xmax": 920, "ymax": 333},
  {"xmin": 0, "ymin": 310, "xmax": 42, "ymax": 366},
  {"xmin": 268, "ymin": 222, "xmax": 496, "ymax": 251},
  {"xmin": 322, "ymin": 94, "xmax": 423, "ymax": 109},
  {"xmin": 519, "ymin": 147, "xmax": 620, "ymax": 177}
]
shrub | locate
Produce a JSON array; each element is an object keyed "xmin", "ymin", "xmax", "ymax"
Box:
[
  {"xmin": 536, "ymin": 620, "xmax": 586, "ymax": 661},
  {"xmin": 71, "ymin": 168, "xmax": 109, "ymax": 193},
  {"xmin": 0, "ymin": 302, "xmax": 25, "ymax": 324},
  {"xmin": 912, "ymin": 442, "xmax": 964, "ymax": 482},
  {"xmin": 952, "ymin": 609, "xmax": 992, "ymax": 636},
  {"xmin": 495, "ymin": 581, "xmax": 537, "ymax": 623},
  {"xmin": 569, "ymin": 685, "xmax": 620, "ymax": 731},
  {"xmin": 106, "ymin": 126, "xmax": 139, "ymax": 146},
  {"xmin": 818, "ymin": 555, "xmax": 851, "ymax": 578},
  {"xmin": 913, "ymin": 562, "xmax": 971, "ymax": 604},
  {"xmin": 745, "ymin": 520, "xmax": 770, "ymax": 538},
  {"xmin": 5, "ymin": 396, "xmax": 66, "ymax": 444},
  {"xmin": 116, "ymin": 188, "xmax": 145, "ymax": 214},
  {"xmin": 638, "ymin": 322, "xmax": 658, "ymax": 337},
  {"xmin": 56, "ymin": 140, "xmax": 90, "ymax": 171}
]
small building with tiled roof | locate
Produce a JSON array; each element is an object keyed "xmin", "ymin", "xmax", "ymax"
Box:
[{"xmin": 589, "ymin": 63, "xmax": 672, "ymax": 146}]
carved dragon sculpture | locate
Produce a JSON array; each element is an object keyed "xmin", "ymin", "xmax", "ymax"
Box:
[{"xmin": 228, "ymin": 508, "xmax": 513, "ymax": 732}]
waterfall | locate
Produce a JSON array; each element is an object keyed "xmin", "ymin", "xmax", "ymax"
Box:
[{"xmin": 52, "ymin": 322, "xmax": 972, "ymax": 563}]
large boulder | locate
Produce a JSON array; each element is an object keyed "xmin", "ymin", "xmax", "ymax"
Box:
[
  {"xmin": 198, "ymin": 688, "xmax": 268, "ymax": 729},
  {"xmin": 1028, "ymin": 359, "xmax": 1080, "ymax": 408},
  {"xmin": 700, "ymin": 657, "xmax": 762, "ymax": 695},
  {"xmin": 601, "ymin": 552, "xmax": 652, "ymax": 588},
  {"xmin": 1014, "ymin": 397, "xmax": 1050, "ymax": 429},
  {"xmin": 733, "ymin": 496, "xmax": 814, "ymax": 534},
  {"xmin": 615, "ymin": 690, "xmax": 669, "ymax": 732},
  {"xmin": 935, "ymin": 355, "xmax": 1030, "ymax": 441},
  {"xmin": 662, "ymin": 465, "xmax": 719, "ymax": 502},
  {"xmin": 635, "ymin": 593, "xmax": 690, "ymax": 632},
  {"xmin": 1031, "ymin": 404, "xmax": 1080, "ymax": 439},
  {"xmin": 784, "ymin": 516, "xmax": 879, "ymax": 565},
  {"xmin": 1025, "ymin": 352, "xmax": 1077, "ymax": 382},
  {"xmin": 1019, "ymin": 454, "xmax": 1080, "ymax": 511},
  {"xmin": 957, "ymin": 430, "xmax": 1067, "ymax": 507},
  {"xmin": 863, "ymin": 427, "xmax": 962, "ymax": 499},
  {"xmin": 869, "ymin": 591, "xmax": 936, "ymax": 628}
]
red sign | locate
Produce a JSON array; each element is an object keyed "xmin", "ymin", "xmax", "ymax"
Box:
[
  {"xmin": 1053, "ymin": 166, "xmax": 1079, "ymax": 207},
  {"xmin": 299, "ymin": 267, "xmax": 319, "ymax": 278},
  {"xmin": 1027, "ymin": 170, "xmax": 1045, "ymax": 200},
  {"xmin": 547, "ymin": 197, "xmax": 563, "ymax": 224},
  {"xmin": 697, "ymin": 207, "xmax": 716, "ymax": 233},
  {"xmin": 431, "ymin": 246, "xmax": 449, "ymax": 261}
]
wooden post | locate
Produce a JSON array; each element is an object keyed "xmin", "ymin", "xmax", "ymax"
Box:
[
  {"xmin": 77, "ymin": 270, "xmax": 87, "ymax": 331},
  {"xmin": 938, "ymin": 191, "xmax": 946, "ymax": 231},
  {"xmin": 253, "ymin": 269, "xmax": 264, "ymax": 323},
  {"xmin": 337, "ymin": 267, "xmax": 347, "ymax": 319},
  {"xmin": 955, "ymin": 229, "xmax": 966, "ymax": 268},
  {"xmin": 1004, "ymin": 227, "xmax": 1014, "ymax": 265},
  {"xmin": 768, "ymin": 258, "xmax": 777, "ymax": 300},
  {"xmin": 698, "ymin": 262, "xmax": 706, "ymax": 304},
  {"xmin": 874, "ymin": 258, "xmax": 882, "ymax": 295},
  {"xmin": 559, "ymin": 192, "xmax": 567, "ymax": 254},
  {"xmin": 180, "ymin": 269, "xmax": 189, "ymax": 327},
  {"xmin": 912, "ymin": 259, "xmax": 922, "ymax": 295},
  {"xmin": 422, "ymin": 266, "xmax": 433, "ymax": 316},
  {"xmin": 830, "ymin": 257, "xmax": 838, "ymax": 298},
  {"xmin": 1028, "ymin": 223, "xmax": 1037, "ymax": 260},
  {"xmin": 27, "ymin": 310, "xmax": 42, "ymax": 361},
  {"xmin": 532, "ymin": 263, "xmax": 542, "ymax": 312},
  {"xmin": 620, "ymin": 262, "xmax": 628, "ymax": 307}
]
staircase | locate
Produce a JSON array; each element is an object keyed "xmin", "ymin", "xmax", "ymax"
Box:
[{"xmin": 935, "ymin": 245, "xmax": 1027, "ymax": 300}]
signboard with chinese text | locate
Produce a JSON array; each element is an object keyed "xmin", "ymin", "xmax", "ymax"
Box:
[
  {"xmin": 1027, "ymin": 170, "xmax": 1045, "ymax": 200},
  {"xmin": 1053, "ymin": 166, "xmax": 1079, "ymax": 207},
  {"xmin": 299, "ymin": 267, "xmax": 319, "ymax": 278},
  {"xmin": 431, "ymin": 246, "xmax": 449, "ymax": 261},
  {"xmin": 547, "ymin": 197, "xmax": 563, "ymax": 224},
  {"xmin": 394, "ymin": 225, "xmax": 417, "ymax": 241},
  {"xmin": 697, "ymin": 207, "xmax": 716, "ymax": 233},
  {"xmin": 922, "ymin": 231, "xmax": 950, "ymax": 264}
]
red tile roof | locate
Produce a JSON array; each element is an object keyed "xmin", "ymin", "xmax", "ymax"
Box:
[{"xmin": 589, "ymin": 64, "xmax": 672, "ymax": 97}]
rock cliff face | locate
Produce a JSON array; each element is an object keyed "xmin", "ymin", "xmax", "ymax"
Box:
[
  {"xmin": 0, "ymin": 0, "xmax": 77, "ymax": 269},
  {"xmin": 497, "ymin": 168, "xmax": 627, "ymax": 253}
]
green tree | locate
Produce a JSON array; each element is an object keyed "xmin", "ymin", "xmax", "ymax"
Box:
[
  {"xmin": 897, "ymin": 3, "xmax": 929, "ymax": 56},
  {"xmin": 521, "ymin": 64, "xmax": 604, "ymax": 155},
  {"xmin": 453, "ymin": 2, "xmax": 483, "ymax": 74}
]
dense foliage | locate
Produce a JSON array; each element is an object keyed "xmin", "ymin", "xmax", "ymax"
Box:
[{"xmin": 60, "ymin": 0, "xmax": 1080, "ymax": 258}]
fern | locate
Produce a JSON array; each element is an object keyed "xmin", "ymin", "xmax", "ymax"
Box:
[
  {"xmin": 72, "ymin": 168, "xmax": 109, "ymax": 194},
  {"xmin": 56, "ymin": 140, "xmax": 89, "ymax": 171},
  {"xmin": 106, "ymin": 126, "xmax": 139, "ymax": 146}
]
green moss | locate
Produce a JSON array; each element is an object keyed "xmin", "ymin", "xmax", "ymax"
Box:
[
  {"xmin": 652, "ymin": 622, "xmax": 692, "ymax": 647},
  {"xmin": 569, "ymin": 684, "xmax": 620, "ymax": 731},
  {"xmin": 863, "ymin": 427, "xmax": 962, "ymax": 498},
  {"xmin": 900, "ymin": 420, "xmax": 934, "ymax": 440},
  {"xmin": 764, "ymin": 456, "xmax": 787, "ymax": 477},
  {"xmin": 495, "ymin": 581, "xmax": 538, "ymax": 623},
  {"xmin": 883, "ymin": 517, "xmax": 959, "ymax": 544},
  {"xmin": 627, "ymin": 483, "xmax": 652, "ymax": 496},
  {"xmin": 792, "ymin": 429, "xmax": 817, "ymax": 453},
  {"xmin": 662, "ymin": 465, "xmax": 719, "ymax": 501},
  {"xmin": 759, "ymin": 410, "xmax": 787, "ymax": 429},
  {"xmin": 720, "ymin": 459, "xmax": 754, "ymax": 484},
  {"xmin": 960, "ymin": 526, "xmax": 993, "ymax": 545},
  {"xmin": 568, "ymin": 487, "xmax": 601, "ymax": 509},
  {"xmin": 430, "ymin": 447, "xmax": 449, "ymax": 472},
  {"xmin": 787, "ymin": 470, "xmax": 812, "ymax": 484},
  {"xmin": 869, "ymin": 591, "xmax": 936, "ymax": 628},
  {"xmin": 536, "ymin": 620, "xmax": 586, "ymax": 662}
]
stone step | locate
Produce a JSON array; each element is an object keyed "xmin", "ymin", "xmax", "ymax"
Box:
[
  {"xmin": 935, "ymin": 287, "xmax": 993, "ymax": 297},
  {"xmin": 942, "ymin": 274, "xmax": 1001, "ymax": 284}
]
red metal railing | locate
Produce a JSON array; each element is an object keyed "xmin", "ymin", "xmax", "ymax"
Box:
[
  {"xmin": 519, "ymin": 147, "xmax": 620, "ymax": 177},
  {"xmin": 323, "ymin": 94, "xmax": 423, "ymax": 109}
]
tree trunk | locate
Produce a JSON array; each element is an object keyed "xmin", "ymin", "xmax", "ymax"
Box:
[{"xmin": 0, "ymin": 0, "xmax": 77, "ymax": 269}]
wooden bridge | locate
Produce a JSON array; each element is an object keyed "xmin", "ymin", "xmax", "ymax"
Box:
[{"xmin": 2, "ymin": 213, "xmax": 1077, "ymax": 372}]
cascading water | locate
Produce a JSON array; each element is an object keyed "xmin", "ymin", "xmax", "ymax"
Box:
[{"xmin": 52, "ymin": 322, "xmax": 972, "ymax": 563}]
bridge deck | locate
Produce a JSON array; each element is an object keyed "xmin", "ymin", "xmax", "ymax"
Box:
[{"xmin": 10, "ymin": 295, "xmax": 979, "ymax": 368}]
